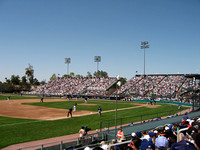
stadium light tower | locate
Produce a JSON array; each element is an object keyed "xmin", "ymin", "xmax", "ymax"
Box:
[
  {"xmin": 94, "ymin": 56, "xmax": 101, "ymax": 78},
  {"xmin": 141, "ymin": 41, "xmax": 149, "ymax": 94},
  {"xmin": 65, "ymin": 58, "xmax": 71, "ymax": 75},
  {"xmin": 115, "ymin": 75, "xmax": 121, "ymax": 139}
]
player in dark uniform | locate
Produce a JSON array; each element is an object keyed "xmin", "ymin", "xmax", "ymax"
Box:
[
  {"xmin": 67, "ymin": 107, "xmax": 73, "ymax": 118},
  {"xmin": 98, "ymin": 106, "xmax": 102, "ymax": 117}
]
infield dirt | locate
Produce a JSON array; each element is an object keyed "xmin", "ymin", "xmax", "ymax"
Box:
[{"xmin": 0, "ymin": 99, "xmax": 160, "ymax": 120}]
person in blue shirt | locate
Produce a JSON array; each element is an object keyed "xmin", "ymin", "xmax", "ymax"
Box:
[{"xmin": 155, "ymin": 129, "xmax": 169, "ymax": 150}]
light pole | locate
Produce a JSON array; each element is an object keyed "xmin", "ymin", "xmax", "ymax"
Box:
[
  {"xmin": 141, "ymin": 41, "xmax": 149, "ymax": 95},
  {"xmin": 65, "ymin": 58, "xmax": 71, "ymax": 75},
  {"xmin": 192, "ymin": 77, "xmax": 196, "ymax": 111},
  {"xmin": 115, "ymin": 75, "xmax": 121, "ymax": 139},
  {"xmin": 94, "ymin": 56, "xmax": 101, "ymax": 78}
]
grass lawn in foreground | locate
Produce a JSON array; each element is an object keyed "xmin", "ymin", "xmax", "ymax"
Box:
[{"xmin": 0, "ymin": 100, "xmax": 188, "ymax": 149}]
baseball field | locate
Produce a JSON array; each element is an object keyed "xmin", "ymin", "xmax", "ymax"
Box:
[{"xmin": 0, "ymin": 94, "xmax": 189, "ymax": 149}]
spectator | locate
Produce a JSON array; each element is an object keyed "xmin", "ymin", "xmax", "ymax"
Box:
[
  {"xmin": 128, "ymin": 122, "xmax": 134, "ymax": 126},
  {"xmin": 100, "ymin": 141, "xmax": 109, "ymax": 150},
  {"xmin": 192, "ymin": 133, "xmax": 200, "ymax": 150},
  {"xmin": 182, "ymin": 113, "xmax": 189, "ymax": 121},
  {"xmin": 155, "ymin": 129, "xmax": 169, "ymax": 150},
  {"xmin": 170, "ymin": 140, "xmax": 196, "ymax": 150},
  {"xmin": 129, "ymin": 132, "xmax": 142, "ymax": 150},
  {"xmin": 79, "ymin": 126, "xmax": 86, "ymax": 137},
  {"xmin": 117, "ymin": 128, "xmax": 125, "ymax": 142}
]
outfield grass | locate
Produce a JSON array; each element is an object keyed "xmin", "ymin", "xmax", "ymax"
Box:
[
  {"xmin": 0, "ymin": 98, "xmax": 188, "ymax": 149},
  {"xmin": 23, "ymin": 99, "xmax": 140, "ymax": 111},
  {"xmin": 0, "ymin": 94, "xmax": 41, "ymax": 100}
]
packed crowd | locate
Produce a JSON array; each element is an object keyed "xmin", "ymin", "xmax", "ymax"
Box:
[
  {"xmin": 23, "ymin": 75, "xmax": 199, "ymax": 99},
  {"xmin": 84, "ymin": 113, "xmax": 200, "ymax": 150},
  {"xmin": 180, "ymin": 78, "xmax": 199, "ymax": 95},
  {"xmin": 117, "ymin": 75, "xmax": 199, "ymax": 99},
  {"xmin": 25, "ymin": 77, "xmax": 116, "ymax": 96}
]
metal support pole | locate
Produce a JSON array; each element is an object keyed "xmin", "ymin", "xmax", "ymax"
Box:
[
  {"xmin": 92, "ymin": 136, "xmax": 94, "ymax": 142},
  {"xmin": 100, "ymin": 121, "xmax": 102, "ymax": 132},
  {"xmin": 60, "ymin": 141, "xmax": 63, "ymax": 150},
  {"xmin": 115, "ymin": 93, "xmax": 117, "ymax": 139},
  {"xmin": 77, "ymin": 137, "xmax": 80, "ymax": 145},
  {"xmin": 143, "ymin": 47, "xmax": 146, "ymax": 94},
  {"xmin": 97, "ymin": 62, "xmax": 99, "ymax": 78},
  {"xmin": 141, "ymin": 41, "xmax": 149, "ymax": 96},
  {"xmin": 144, "ymin": 48, "xmax": 145, "ymax": 76},
  {"xmin": 67, "ymin": 63, "xmax": 69, "ymax": 75},
  {"xmin": 108, "ymin": 122, "xmax": 110, "ymax": 133}
]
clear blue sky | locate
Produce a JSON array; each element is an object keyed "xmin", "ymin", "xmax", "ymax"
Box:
[{"xmin": 0, "ymin": 0, "xmax": 200, "ymax": 82}]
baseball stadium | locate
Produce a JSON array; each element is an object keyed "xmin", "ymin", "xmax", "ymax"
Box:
[
  {"xmin": 0, "ymin": 73, "xmax": 200, "ymax": 150},
  {"xmin": 1, "ymin": 1, "xmax": 200, "ymax": 150}
]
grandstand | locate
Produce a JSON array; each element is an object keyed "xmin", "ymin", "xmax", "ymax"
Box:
[{"xmin": 25, "ymin": 74, "xmax": 200, "ymax": 102}]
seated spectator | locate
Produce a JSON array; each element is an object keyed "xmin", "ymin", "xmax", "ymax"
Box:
[
  {"xmin": 192, "ymin": 121, "xmax": 200, "ymax": 132},
  {"xmin": 140, "ymin": 130, "xmax": 155, "ymax": 150},
  {"xmin": 165, "ymin": 125, "xmax": 176, "ymax": 147},
  {"xmin": 192, "ymin": 133, "xmax": 200, "ymax": 150},
  {"xmin": 129, "ymin": 132, "xmax": 142, "ymax": 150},
  {"xmin": 140, "ymin": 138, "xmax": 155, "ymax": 150},
  {"xmin": 142, "ymin": 130, "xmax": 150, "ymax": 140},
  {"xmin": 186, "ymin": 127, "xmax": 198, "ymax": 144},
  {"xmin": 117, "ymin": 128, "xmax": 126, "ymax": 142},
  {"xmin": 128, "ymin": 122, "xmax": 134, "ymax": 126},
  {"xmin": 100, "ymin": 141, "xmax": 108, "ymax": 150},
  {"xmin": 170, "ymin": 139, "xmax": 196, "ymax": 150},
  {"xmin": 155, "ymin": 129, "xmax": 169, "ymax": 150},
  {"xmin": 79, "ymin": 126, "xmax": 86, "ymax": 137},
  {"xmin": 148, "ymin": 132, "xmax": 156, "ymax": 144},
  {"xmin": 109, "ymin": 139, "xmax": 119, "ymax": 150}
]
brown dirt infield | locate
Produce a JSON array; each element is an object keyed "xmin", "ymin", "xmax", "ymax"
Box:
[
  {"xmin": 79, "ymin": 103, "xmax": 97, "ymax": 106},
  {"xmin": 0, "ymin": 99, "xmax": 160, "ymax": 120},
  {"xmin": 0, "ymin": 99, "xmax": 92, "ymax": 120}
]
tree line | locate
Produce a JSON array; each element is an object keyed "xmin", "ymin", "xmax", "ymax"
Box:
[
  {"xmin": 0, "ymin": 64, "xmax": 41, "ymax": 93},
  {"xmin": 0, "ymin": 64, "xmax": 127, "ymax": 93}
]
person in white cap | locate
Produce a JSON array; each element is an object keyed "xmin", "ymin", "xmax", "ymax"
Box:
[
  {"xmin": 129, "ymin": 132, "xmax": 142, "ymax": 150},
  {"xmin": 100, "ymin": 141, "xmax": 109, "ymax": 150}
]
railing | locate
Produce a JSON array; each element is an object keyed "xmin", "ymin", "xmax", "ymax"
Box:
[
  {"xmin": 100, "ymin": 109, "xmax": 182, "ymax": 132},
  {"xmin": 16, "ymin": 132, "xmax": 107, "ymax": 150}
]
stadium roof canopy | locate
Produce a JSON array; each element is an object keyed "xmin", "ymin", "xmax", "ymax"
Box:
[
  {"xmin": 136, "ymin": 74, "xmax": 200, "ymax": 80},
  {"xmin": 185, "ymin": 74, "xmax": 200, "ymax": 80}
]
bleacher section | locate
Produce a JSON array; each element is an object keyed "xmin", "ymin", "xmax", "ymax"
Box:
[
  {"xmin": 24, "ymin": 74, "xmax": 199, "ymax": 101},
  {"xmin": 24, "ymin": 77, "xmax": 116, "ymax": 97},
  {"xmin": 118, "ymin": 74, "xmax": 199, "ymax": 100}
]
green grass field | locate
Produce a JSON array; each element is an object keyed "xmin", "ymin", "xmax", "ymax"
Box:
[
  {"xmin": 0, "ymin": 94, "xmax": 41, "ymax": 100},
  {"xmin": 23, "ymin": 99, "xmax": 140, "ymax": 111},
  {"xmin": 0, "ymin": 94, "xmax": 188, "ymax": 149}
]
